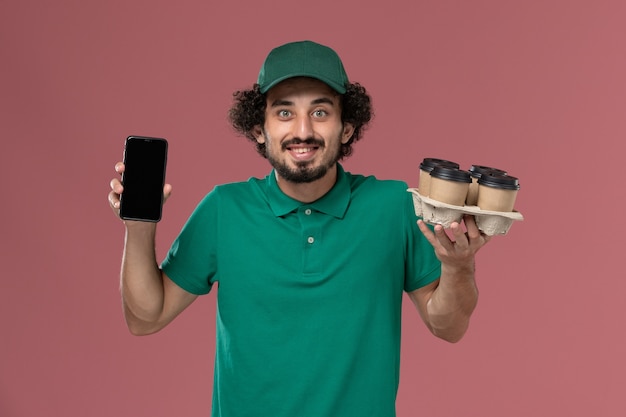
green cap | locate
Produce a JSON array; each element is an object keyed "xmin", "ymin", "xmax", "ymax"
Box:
[{"xmin": 257, "ymin": 40, "xmax": 349, "ymax": 94}]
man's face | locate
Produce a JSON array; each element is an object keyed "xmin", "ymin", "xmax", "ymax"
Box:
[{"xmin": 255, "ymin": 77, "xmax": 354, "ymax": 183}]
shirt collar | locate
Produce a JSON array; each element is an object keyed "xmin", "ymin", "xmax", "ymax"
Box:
[{"xmin": 266, "ymin": 164, "xmax": 350, "ymax": 219}]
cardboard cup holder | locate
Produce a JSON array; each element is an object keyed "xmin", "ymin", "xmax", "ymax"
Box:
[{"xmin": 408, "ymin": 188, "xmax": 524, "ymax": 236}]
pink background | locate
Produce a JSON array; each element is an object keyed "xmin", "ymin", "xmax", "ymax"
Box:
[{"xmin": 1, "ymin": 0, "xmax": 624, "ymax": 416}]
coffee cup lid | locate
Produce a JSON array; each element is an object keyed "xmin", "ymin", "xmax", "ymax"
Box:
[
  {"xmin": 419, "ymin": 157, "xmax": 460, "ymax": 172},
  {"xmin": 478, "ymin": 173, "xmax": 520, "ymax": 190},
  {"xmin": 430, "ymin": 165, "xmax": 471, "ymax": 183},
  {"xmin": 468, "ymin": 164, "xmax": 508, "ymax": 179}
]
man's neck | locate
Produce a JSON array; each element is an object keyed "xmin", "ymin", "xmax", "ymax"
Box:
[{"xmin": 275, "ymin": 164, "xmax": 338, "ymax": 203}]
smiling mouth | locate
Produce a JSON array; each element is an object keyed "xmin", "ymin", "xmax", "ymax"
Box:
[
  {"xmin": 290, "ymin": 147, "xmax": 317, "ymax": 153},
  {"xmin": 282, "ymin": 138, "xmax": 324, "ymax": 150},
  {"xmin": 283, "ymin": 139, "xmax": 324, "ymax": 160},
  {"xmin": 286, "ymin": 145, "xmax": 319, "ymax": 161}
]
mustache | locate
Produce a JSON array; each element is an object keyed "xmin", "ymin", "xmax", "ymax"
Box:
[{"xmin": 281, "ymin": 138, "xmax": 325, "ymax": 150}]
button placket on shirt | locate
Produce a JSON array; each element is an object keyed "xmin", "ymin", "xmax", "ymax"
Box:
[
  {"xmin": 302, "ymin": 207, "xmax": 315, "ymax": 245},
  {"xmin": 299, "ymin": 206, "xmax": 321, "ymax": 275}
]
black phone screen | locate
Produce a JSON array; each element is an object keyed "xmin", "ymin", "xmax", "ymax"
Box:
[{"xmin": 120, "ymin": 136, "xmax": 168, "ymax": 222}]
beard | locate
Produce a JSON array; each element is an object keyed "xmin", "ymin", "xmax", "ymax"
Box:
[{"xmin": 263, "ymin": 132, "xmax": 343, "ymax": 184}]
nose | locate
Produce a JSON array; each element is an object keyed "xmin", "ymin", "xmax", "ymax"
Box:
[{"xmin": 293, "ymin": 114, "xmax": 314, "ymax": 139}]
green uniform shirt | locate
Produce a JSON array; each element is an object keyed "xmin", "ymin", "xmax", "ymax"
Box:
[{"xmin": 162, "ymin": 164, "xmax": 441, "ymax": 417}]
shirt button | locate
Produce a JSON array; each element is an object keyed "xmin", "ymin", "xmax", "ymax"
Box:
[
  {"xmin": 307, "ymin": 236, "xmax": 315, "ymax": 244},
  {"xmin": 305, "ymin": 209, "xmax": 312, "ymax": 215}
]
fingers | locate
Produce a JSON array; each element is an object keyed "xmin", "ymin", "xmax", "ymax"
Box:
[
  {"xmin": 449, "ymin": 221, "xmax": 468, "ymax": 249},
  {"xmin": 418, "ymin": 216, "xmax": 492, "ymax": 271},
  {"xmin": 417, "ymin": 219, "xmax": 437, "ymax": 246},
  {"xmin": 109, "ymin": 162, "xmax": 124, "ymax": 213},
  {"xmin": 110, "ymin": 177, "xmax": 123, "ymax": 195},
  {"xmin": 463, "ymin": 215, "xmax": 480, "ymax": 239},
  {"xmin": 462, "ymin": 215, "xmax": 492, "ymax": 249},
  {"xmin": 418, "ymin": 218, "xmax": 483, "ymax": 252},
  {"xmin": 435, "ymin": 223, "xmax": 458, "ymax": 252},
  {"xmin": 163, "ymin": 183, "xmax": 173, "ymax": 202},
  {"xmin": 108, "ymin": 190, "xmax": 121, "ymax": 210},
  {"xmin": 418, "ymin": 220, "xmax": 454, "ymax": 252}
]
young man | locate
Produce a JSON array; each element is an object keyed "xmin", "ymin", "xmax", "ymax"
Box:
[{"xmin": 108, "ymin": 40, "xmax": 490, "ymax": 417}]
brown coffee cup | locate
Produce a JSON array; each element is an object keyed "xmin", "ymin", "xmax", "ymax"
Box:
[
  {"xmin": 418, "ymin": 158, "xmax": 459, "ymax": 197},
  {"xmin": 466, "ymin": 165, "xmax": 508, "ymax": 206},
  {"xmin": 477, "ymin": 173, "xmax": 520, "ymax": 212},
  {"xmin": 428, "ymin": 165, "xmax": 471, "ymax": 206}
]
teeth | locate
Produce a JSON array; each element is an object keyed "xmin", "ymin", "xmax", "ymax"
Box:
[{"xmin": 293, "ymin": 148, "xmax": 313, "ymax": 153}]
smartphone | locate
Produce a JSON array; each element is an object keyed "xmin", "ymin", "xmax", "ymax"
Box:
[{"xmin": 119, "ymin": 136, "xmax": 168, "ymax": 222}]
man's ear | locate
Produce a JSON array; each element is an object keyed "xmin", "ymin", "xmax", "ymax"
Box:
[
  {"xmin": 253, "ymin": 125, "xmax": 265, "ymax": 144},
  {"xmin": 341, "ymin": 123, "xmax": 355, "ymax": 144}
]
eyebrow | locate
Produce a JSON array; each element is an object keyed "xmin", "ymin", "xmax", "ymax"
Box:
[{"xmin": 270, "ymin": 97, "xmax": 336, "ymax": 108}]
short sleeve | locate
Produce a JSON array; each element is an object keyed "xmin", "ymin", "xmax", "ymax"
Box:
[
  {"xmin": 161, "ymin": 190, "xmax": 220, "ymax": 295},
  {"xmin": 403, "ymin": 188, "xmax": 441, "ymax": 292}
]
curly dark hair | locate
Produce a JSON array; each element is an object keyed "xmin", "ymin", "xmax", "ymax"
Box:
[{"xmin": 228, "ymin": 82, "xmax": 373, "ymax": 159}]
